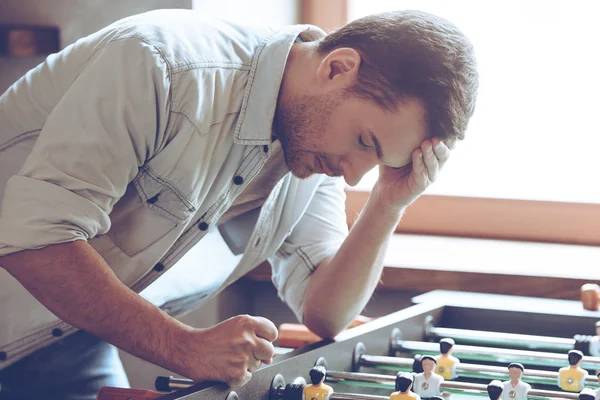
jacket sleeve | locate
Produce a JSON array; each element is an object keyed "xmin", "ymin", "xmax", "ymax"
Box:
[
  {"xmin": 0, "ymin": 38, "xmax": 171, "ymax": 256},
  {"xmin": 268, "ymin": 176, "xmax": 348, "ymax": 322}
]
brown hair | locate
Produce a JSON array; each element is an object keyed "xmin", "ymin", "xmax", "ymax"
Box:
[{"xmin": 318, "ymin": 10, "xmax": 479, "ymax": 142}]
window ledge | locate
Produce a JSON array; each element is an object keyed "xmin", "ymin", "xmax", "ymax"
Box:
[{"xmin": 243, "ymin": 234, "xmax": 600, "ymax": 300}]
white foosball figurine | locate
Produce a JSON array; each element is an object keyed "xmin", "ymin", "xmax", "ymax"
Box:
[
  {"xmin": 414, "ymin": 355, "xmax": 444, "ymax": 398},
  {"xmin": 502, "ymin": 363, "xmax": 530, "ymax": 400},
  {"xmin": 589, "ymin": 321, "xmax": 600, "ymax": 357}
]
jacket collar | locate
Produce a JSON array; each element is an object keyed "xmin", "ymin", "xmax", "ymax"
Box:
[{"xmin": 234, "ymin": 25, "xmax": 325, "ymax": 145}]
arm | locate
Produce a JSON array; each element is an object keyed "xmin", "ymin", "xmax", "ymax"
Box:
[
  {"xmin": 0, "ymin": 241, "xmax": 193, "ymax": 377},
  {"xmin": 304, "ymin": 139, "xmax": 452, "ymax": 337},
  {"xmin": 302, "ymin": 194, "xmax": 400, "ymax": 338},
  {"xmin": 0, "ymin": 241, "xmax": 277, "ymax": 385}
]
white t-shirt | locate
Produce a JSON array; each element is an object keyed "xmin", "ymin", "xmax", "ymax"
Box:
[
  {"xmin": 502, "ymin": 380, "xmax": 531, "ymax": 400},
  {"xmin": 414, "ymin": 372, "xmax": 444, "ymax": 397}
]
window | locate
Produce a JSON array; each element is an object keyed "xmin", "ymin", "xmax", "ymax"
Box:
[{"xmin": 350, "ymin": 0, "xmax": 600, "ymax": 204}]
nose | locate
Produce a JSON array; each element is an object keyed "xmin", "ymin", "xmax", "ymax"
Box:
[{"xmin": 340, "ymin": 155, "xmax": 378, "ymax": 187}]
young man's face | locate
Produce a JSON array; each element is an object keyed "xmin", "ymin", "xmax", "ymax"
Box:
[{"xmin": 276, "ymin": 91, "xmax": 428, "ymax": 186}]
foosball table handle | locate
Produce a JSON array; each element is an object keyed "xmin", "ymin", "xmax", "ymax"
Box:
[
  {"xmin": 278, "ymin": 315, "xmax": 374, "ymax": 348},
  {"xmin": 96, "ymin": 387, "xmax": 163, "ymax": 400},
  {"xmin": 581, "ymin": 283, "xmax": 600, "ymax": 311}
]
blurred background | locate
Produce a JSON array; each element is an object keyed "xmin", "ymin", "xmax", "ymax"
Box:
[{"xmin": 1, "ymin": 0, "xmax": 599, "ymax": 390}]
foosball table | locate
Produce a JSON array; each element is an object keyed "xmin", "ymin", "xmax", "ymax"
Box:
[{"xmin": 97, "ymin": 290, "xmax": 600, "ymax": 400}]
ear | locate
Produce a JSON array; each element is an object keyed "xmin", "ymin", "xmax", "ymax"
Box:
[{"xmin": 316, "ymin": 47, "xmax": 361, "ymax": 88}]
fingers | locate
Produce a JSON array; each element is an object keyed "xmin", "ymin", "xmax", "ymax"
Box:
[
  {"xmin": 421, "ymin": 141, "xmax": 440, "ymax": 182},
  {"xmin": 420, "ymin": 138, "xmax": 453, "ymax": 182},
  {"xmin": 252, "ymin": 337, "xmax": 275, "ymax": 362},
  {"xmin": 252, "ymin": 316, "xmax": 278, "ymax": 342}
]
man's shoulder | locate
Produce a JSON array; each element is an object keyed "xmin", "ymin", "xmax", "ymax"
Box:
[{"xmin": 108, "ymin": 9, "xmax": 277, "ymax": 70}]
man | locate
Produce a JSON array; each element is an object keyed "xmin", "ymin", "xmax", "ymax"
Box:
[
  {"xmin": 435, "ymin": 338, "xmax": 460, "ymax": 380},
  {"xmin": 303, "ymin": 365, "xmax": 333, "ymax": 400},
  {"xmin": 0, "ymin": 8, "xmax": 478, "ymax": 399},
  {"xmin": 558, "ymin": 350, "xmax": 588, "ymax": 392},
  {"xmin": 390, "ymin": 372, "xmax": 420, "ymax": 400},
  {"xmin": 502, "ymin": 363, "xmax": 530, "ymax": 400},
  {"xmin": 414, "ymin": 355, "xmax": 443, "ymax": 399}
]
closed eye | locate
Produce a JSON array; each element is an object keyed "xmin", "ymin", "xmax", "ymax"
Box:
[{"xmin": 359, "ymin": 135, "xmax": 371, "ymax": 150}]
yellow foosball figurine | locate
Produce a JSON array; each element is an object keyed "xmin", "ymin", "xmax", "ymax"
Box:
[
  {"xmin": 390, "ymin": 372, "xmax": 421, "ymax": 400},
  {"xmin": 487, "ymin": 380, "xmax": 504, "ymax": 400},
  {"xmin": 303, "ymin": 365, "xmax": 333, "ymax": 400},
  {"xmin": 558, "ymin": 350, "xmax": 588, "ymax": 392},
  {"xmin": 435, "ymin": 338, "xmax": 460, "ymax": 380}
]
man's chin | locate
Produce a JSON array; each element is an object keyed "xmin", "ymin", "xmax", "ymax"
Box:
[{"xmin": 288, "ymin": 162, "xmax": 315, "ymax": 180}]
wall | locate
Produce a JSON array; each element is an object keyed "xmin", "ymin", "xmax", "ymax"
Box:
[{"xmin": 0, "ymin": 0, "xmax": 192, "ymax": 93}]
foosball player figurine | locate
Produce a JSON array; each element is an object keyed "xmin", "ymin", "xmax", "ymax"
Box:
[
  {"xmin": 579, "ymin": 388, "xmax": 596, "ymax": 400},
  {"xmin": 487, "ymin": 380, "xmax": 504, "ymax": 400},
  {"xmin": 502, "ymin": 363, "xmax": 530, "ymax": 400},
  {"xmin": 414, "ymin": 355, "xmax": 444, "ymax": 399},
  {"xmin": 303, "ymin": 365, "xmax": 333, "ymax": 400},
  {"xmin": 435, "ymin": 338, "xmax": 460, "ymax": 380},
  {"xmin": 589, "ymin": 321, "xmax": 600, "ymax": 357},
  {"xmin": 390, "ymin": 372, "xmax": 421, "ymax": 400},
  {"xmin": 595, "ymin": 371, "xmax": 600, "ymax": 400},
  {"xmin": 558, "ymin": 350, "xmax": 589, "ymax": 392}
]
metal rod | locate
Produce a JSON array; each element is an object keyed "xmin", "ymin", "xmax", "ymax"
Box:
[
  {"xmin": 427, "ymin": 326, "xmax": 576, "ymax": 352},
  {"xmin": 326, "ymin": 371, "xmax": 580, "ymax": 400},
  {"xmin": 393, "ymin": 340, "xmax": 600, "ymax": 370},
  {"xmin": 331, "ymin": 394, "xmax": 388, "ymax": 400},
  {"xmin": 359, "ymin": 355, "xmax": 599, "ymax": 386}
]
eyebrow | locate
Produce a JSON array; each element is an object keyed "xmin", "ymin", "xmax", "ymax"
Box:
[{"xmin": 369, "ymin": 130, "xmax": 384, "ymax": 161}]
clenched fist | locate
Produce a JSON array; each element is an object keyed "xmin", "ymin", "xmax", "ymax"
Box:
[{"xmin": 174, "ymin": 315, "xmax": 278, "ymax": 387}]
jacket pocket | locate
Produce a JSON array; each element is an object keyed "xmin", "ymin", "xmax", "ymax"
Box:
[{"xmin": 107, "ymin": 168, "xmax": 196, "ymax": 257}]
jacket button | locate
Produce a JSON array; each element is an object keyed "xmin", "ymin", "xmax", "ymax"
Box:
[
  {"xmin": 233, "ymin": 176, "xmax": 244, "ymax": 185},
  {"xmin": 52, "ymin": 328, "xmax": 63, "ymax": 337},
  {"xmin": 153, "ymin": 263, "xmax": 164, "ymax": 272},
  {"xmin": 199, "ymin": 222, "xmax": 209, "ymax": 231},
  {"xmin": 0, "ymin": 351, "xmax": 6, "ymax": 361},
  {"xmin": 263, "ymin": 145, "xmax": 269, "ymax": 153}
]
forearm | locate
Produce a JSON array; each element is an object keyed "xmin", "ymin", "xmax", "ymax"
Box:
[
  {"xmin": 0, "ymin": 241, "xmax": 192, "ymax": 376},
  {"xmin": 303, "ymin": 194, "xmax": 403, "ymax": 338}
]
